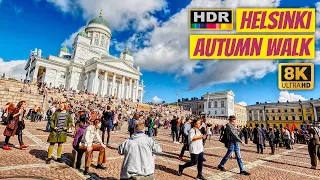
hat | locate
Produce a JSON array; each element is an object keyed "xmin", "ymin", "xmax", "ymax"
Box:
[{"xmin": 228, "ymin": 115, "xmax": 236, "ymax": 121}]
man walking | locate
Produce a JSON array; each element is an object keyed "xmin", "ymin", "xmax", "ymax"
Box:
[
  {"xmin": 178, "ymin": 117, "xmax": 192, "ymax": 160},
  {"xmin": 217, "ymin": 116, "xmax": 250, "ymax": 176}
]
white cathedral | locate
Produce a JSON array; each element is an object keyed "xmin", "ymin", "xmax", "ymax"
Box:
[{"xmin": 24, "ymin": 11, "xmax": 144, "ymax": 102}]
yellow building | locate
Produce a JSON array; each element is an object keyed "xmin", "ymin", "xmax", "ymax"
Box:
[
  {"xmin": 234, "ymin": 103, "xmax": 247, "ymax": 126},
  {"xmin": 246, "ymin": 99, "xmax": 320, "ymax": 129}
]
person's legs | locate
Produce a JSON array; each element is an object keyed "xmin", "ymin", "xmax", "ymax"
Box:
[
  {"xmin": 180, "ymin": 154, "xmax": 198, "ymax": 170},
  {"xmin": 256, "ymin": 144, "xmax": 260, "ymax": 153},
  {"xmin": 179, "ymin": 143, "xmax": 187, "ymax": 158},
  {"xmin": 175, "ymin": 129, "xmax": 179, "ymax": 142},
  {"xmin": 171, "ymin": 129, "xmax": 175, "ymax": 142},
  {"xmin": 91, "ymin": 144, "xmax": 106, "ymax": 165},
  {"xmin": 219, "ymin": 143, "xmax": 234, "ymax": 167},
  {"xmin": 57, "ymin": 143, "xmax": 63, "ymax": 159},
  {"xmin": 308, "ymin": 143, "xmax": 317, "ymax": 167},
  {"xmin": 245, "ymin": 137, "xmax": 248, "ymax": 144},
  {"xmin": 17, "ymin": 129, "xmax": 23, "ymax": 145},
  {"xmin": 47, "ymin": 142, "xmax": 55, "ymax": 163},
  {"xmin": 5, "ymin": 136, "xmax": 10, "ymax": 145},
  {"xmin": 76, "ymin": 149, "xmax": 85, "ymax": 169},
  {"xmin": 101, "ymin": 130, "xmax": 105, "ymax": 142},
  {"xmin": 270, "ymin": 141, "xmax": 275, "ymax": 154},
  {"xmin": 259, "ymin": 144, "xmax": 263, "ymax": 154},
  {"xmin": 234, "ymin": 143, "xmax": 246, "ymax": 172},
  {"xmin": 106, "ymin": 127, "xmax": 111, "ymax": 144},
  {"xmin": 197, "ymin": 152, "xmax": 204, "ymax": 176}
]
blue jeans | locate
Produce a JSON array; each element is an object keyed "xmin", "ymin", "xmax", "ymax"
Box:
[
  {"xmin": 219, "ymin": 142, "xmax": 246, "ymax": 171},
  {"xmin": 148, "ymin": 127, "xmax": 153, "ymax": 137}
]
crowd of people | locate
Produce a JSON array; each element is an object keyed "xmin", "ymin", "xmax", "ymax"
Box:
[{"xmin": 1, "ymin": 91, "xmax": 320, "ymax": 179}]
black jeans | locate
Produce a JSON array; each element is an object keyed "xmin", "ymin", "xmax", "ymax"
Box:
[
  {"xmin": 244, "ymin": 137, "xmax": 248, "ymax": 144},
  {"xmin": 171, "ymin": 128, "xmax": 178, "ymax": 142},
  {"xmin": 180, "ymin": 152, "xmax": 204, "ymax": 176},
  {"xmin": 308, "ymin": 141, "xmax": 320, "ymax": 167},
  {"xmin": 269, "ymin": 141, "xmax": 275, "ymax": 153},
  {"xmin": 129, "ymin": 128, "xmax": 134, "ymax": 137},
  {"xmin": 179, "ymin": 135, "xmax": 188, "ymax": 157},
  {"xmin": 257, "ymin": 144, "xmax": 263, "ymax": 153},
  {"xmin": 101, "ymin": 127, "xmax": 111, "ymax": 144},
  {"xmin": 284, "ymin": 139, "xmax": 291, "ymax": 149}
]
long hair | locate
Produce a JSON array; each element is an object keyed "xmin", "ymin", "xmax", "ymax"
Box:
[
  {"xmin": 16, "ymin": 101, "xmax": 26, "ymax": 109},
  {"xmin": 7, "ymin": 103, "xmax": 15, "ymax": 113}
]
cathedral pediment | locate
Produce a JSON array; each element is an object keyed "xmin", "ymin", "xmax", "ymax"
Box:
[{"xmin": 97, "ymin": 59, "xmax": 141, "ymax": 75}]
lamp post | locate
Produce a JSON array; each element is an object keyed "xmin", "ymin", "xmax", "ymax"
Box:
[{"xmin": 206, "ymin": 92, "xmax": 211, "ymax": 121}]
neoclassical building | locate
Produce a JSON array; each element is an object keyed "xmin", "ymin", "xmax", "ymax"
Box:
[
  {"xmin": 203, "ymin": 90, "xmax": 235, "ymax": 118},
  {"xmin": 24, "ymin": 11, "xmax": 144, "ymax": 102}
]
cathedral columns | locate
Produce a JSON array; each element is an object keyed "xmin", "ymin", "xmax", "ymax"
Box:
[
  {"xmin": 103, "ymin": 72, "xmax": 108, "ymax": 97},
  {"xmin": 111, "ymin": 73, "xmax": 116, "ymax": 97},
  {"xmin": 33, "ymin": 65, "xmax": 39, "ymax": 82},
  {"xmin": 140, "ymin": 90, "xmax": 143, "ymax": 103},
  {"xmin": 128, "ymin": 78, "xmax": 133, "ymax": 100},
  {"xmin": 92, "ymin": 69, "xmax": 99, "ymax": 94},
  {"xmin": 121, "ymin": 76, "xmax": 125, "ymax": 99},
  {"xmin": 135, "ymin": 79, "xmax": 139, "ymax": 102}
]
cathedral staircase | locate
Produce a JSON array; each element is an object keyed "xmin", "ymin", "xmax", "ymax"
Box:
[{"xmin": 0, "ymin": 79, "xmax": 44, "ymax": 110}]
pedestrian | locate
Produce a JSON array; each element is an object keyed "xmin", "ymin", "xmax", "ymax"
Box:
[
  {"xmin": 101, "ymin": 105, "xmax": 114, "ymax": 145},
  {"xmin": 207, "ymin": 124, "xmax": 212, "ymax": 141},
  {"xmin": 253, "ymin": 124, "xmax": 264, "ymax": 154},
  {"xmin": 79, "ymin": 119, "xmax": 107, "ymax": 175},
  {"xmin": 242, "ymin": 126, "xmax": 249, "ymax": 144},
  {"xmin": 128, "ymin": 114, "xmax": 138, "ymax": 137},
  {"xmin": 72, "ymin": 117, "xmax": 89, "ymax": 169},
  {"xmin": 274, "ymin": 126, "xmax": 280, "ymax": 150},
  {"xmin": 178, "ymin": 119, "xmax": 206, "ymax": 180},
  {"xmin": 178, "ymin": 117, "xmax": 192, "ymax": 160},
  {"xmin": 282, "ymin": 127, "xmax": 291, "ymax": 150},
  {"xmin": 170, "ymin": 116, "xmax": 179, "ymax": 144},
  {"xmin": 217, "ymin": 116, "xmax": 250, "ymax": 176},
  {"xmin": 267, "ymin": 127, "xmax": 275, "ymax": 155},
  {"xmin": 46, "ymin": 101, "xmax": 73, "ymax": 164},
  {"xmin": 45, "ymin": 102, "xmax": 57, "ymax": 132},
  {"xmin": 118, "ymin": 120, "xmax": 162, "ymax": 179},
  {"xmin": 2, "ymin": 101, "xmax": 28, "ymax": 150},
  {"xmin": 307, "ymin": 125, "xmax": 320, "ymax": 169}
]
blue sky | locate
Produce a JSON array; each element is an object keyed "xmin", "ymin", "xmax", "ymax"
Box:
[{"xmin": 0, "ymin": 0, "xmax": 319, "ymax": 105}]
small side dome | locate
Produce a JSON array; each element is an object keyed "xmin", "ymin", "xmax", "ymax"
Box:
[
  {"xmin": 78, "ymin": 27, "xmax": 88, "ymax": 37},
  {"xmin": 60, "ymin": 44, "xmax": 69, "ymax": 53},
  {"xmin": 123, "ymin": 47, "xmax": 132, "ymax": 56}
]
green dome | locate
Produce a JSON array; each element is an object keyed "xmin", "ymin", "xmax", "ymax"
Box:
[
  {"xmin": 60, "ymin": 45, "xmax": 69, "ymax": 53},
  {"xmin": 123, "ymin": 48, "xmax": 132, "ymax": 56},
  {"xmin": 88, "ymin": 16, "xmax": 110, "ymax": 29},
  {"xmin": 78, "ymin": 30, "xmax": 88, "ymax": 37}
]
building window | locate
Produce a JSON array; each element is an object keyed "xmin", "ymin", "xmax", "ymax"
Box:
[
  {"xmin": 267, "ymin": 116, "xmax": 269, "ymax": 120},
  {"xmin": 272, "ymin": 109, "xmax": 274, "ymax": 113},
  {"xmin": 208, "ymin": 111, "xmax": 210, "ymax": 115},
  {"xmin": 214, "ymin": 101, "xmax": 217, "ymax": 108},
  {"xmin": 221, "ymin": 101, "xmax": 224, "ymax": 108},
  {"xmin": 291, "ymin": 109, "xmax": 294, "ymax": 113},
  {"xmin": 285, "ymin": 109, "xmax": 287, "ymax": 113},
  {"xmin": 61, "ymin": 75, "xmax": 65, "ymax": 78},
  {"xmin": 100, "ymin": 35, "xmax": 105, "ymax": 47},
  {"xmin": 266, "ymin": 110, "xmax": 268, "ymax": 113},
  {"xmin": 299, "ymin": 108, "xmax": 302, "ymax": 112},
  {"xmin": 273, "ymin": 116, "xmax": 275, "ymax": 120},
  {"xmin": 299, "ymin": 116, "xmax": 303, "ymax": 120},
  {"xmin": 106, "ymin": 38, "xmax": 109, "ymax": 49},
  {"xmin": 250, "ymin": 117, "xmax": 252, "ymax": 121},
  {"xmin": 222, "ymin": 110, "xmax": 224, "ymax": 114},
  {"xmin": 278, "ymin": 109, "xmax": 281, "ymax": 113},
  {"xmin": 215, "ymin": 111, "xmax": 217, "ymax": 115},
  {"xmin": 292, "ymin": 116, "xmax": 295, "ymax": 120},
  {"xmin": 208, "ymin": 101, "xmax": 211, "ymax": 108},
  {"xmin": 308, "ymin": 116, "xmax": 312, "ymax": 121},
  {"xmin": 306, "ymin": 107, "xmax": 310, "ymax": 112}
]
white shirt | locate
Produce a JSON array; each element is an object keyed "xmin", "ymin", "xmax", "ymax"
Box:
[
  {"xmin": 188, "ymin": 128, "xmax": 204, "ymax": 154},
  {"xmin": 79, "ymin": 125, "xmax": 103, "ymax": 147}
]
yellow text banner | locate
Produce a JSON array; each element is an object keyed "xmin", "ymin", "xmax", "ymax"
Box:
[
  {"xmin": 236, "ymin": 8, "xmax": 315, "ymax": 33},
  {"xmin": 189, "ymin": 34, "xmax": 315, "ymax": 59}
]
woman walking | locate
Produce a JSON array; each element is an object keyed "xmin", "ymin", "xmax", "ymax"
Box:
[
  {"xmin": 46, "ymin": 101, "xmax": 73, "ymax": 164},
  {"xmin": 3, "ymin": 101, "xmax": 28, "ymax": 150},
  {"xmin": 178, "ymin": 119, "xmax": 206, "ymax": 180}
]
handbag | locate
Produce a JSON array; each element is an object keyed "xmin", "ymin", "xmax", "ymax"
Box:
[{"xmin": 7, "ymin": 120, "xmax": 16, "ymax": 130}]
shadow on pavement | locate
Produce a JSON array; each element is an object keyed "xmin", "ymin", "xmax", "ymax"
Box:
[
  {"xmin": 29, "ymin": 149, "xmax": 48, "ymax": 160},
  {"xmin": 87, "ymin": 172, "xmax": 117, "ymax": 180},
  {"xmin": 155, "ymin": 164, "xmax": 195, "ymax": 179},
  {"xmin": 0, "ymin": 176, "xmax": 53, "ymax": 180},
  {"xmin": 259, "ymin": 158, "xmax": 310, "ymax": 169}
]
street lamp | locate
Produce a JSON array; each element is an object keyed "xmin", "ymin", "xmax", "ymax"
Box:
[{"xmin": 206, "ymin": 92, "xmax": 211, "ymax": 121}]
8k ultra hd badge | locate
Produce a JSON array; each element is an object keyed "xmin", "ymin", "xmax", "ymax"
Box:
[{"xmin": 278, "ymin": 63, "xmax": 314, "ymax": 90}]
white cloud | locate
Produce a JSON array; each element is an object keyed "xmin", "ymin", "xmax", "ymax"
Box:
[
  {"xmin": 46, "ymin": 0, "xmax": 74, "ymax": 13},
  {"xmin": 278, "ymin": 91, "xmax": 307, "ymax": 102},
  {"xmin": 152, "ymin": 96, "xmax": 163, "ymax": 104},
  {"xmin": 130, "ymin": 0, "xmax": 280, "ymax": 89},
  {"xmin": 0, "ymin": 58, "xmax": 27, "ymax": 79},
  {"xmin": 62, "ymin": 27, "xmax": 83, "ymax": 47},
  {"xmin": 237, "ymin": 101, "xmax": 247, "ymax": 106},
  {"xmin": 45, "ymin": 0, "xmax": 167, "ymax": 31}
]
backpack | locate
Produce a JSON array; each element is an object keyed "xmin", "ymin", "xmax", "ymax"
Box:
[{"xmin": 220, "ymin": 127, "xmax": 229, "ymax": 147}]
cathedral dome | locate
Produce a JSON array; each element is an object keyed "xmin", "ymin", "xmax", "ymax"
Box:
[
  {"xmin": 78, "ymin": 27, "xmax": 88, "ymax": 37},
  {"xmin": 123, "ymin": 47, "xmax": 132, "ymax": 56},
  {"xmin": 88, "ymin": 14, "xmax": 110, "ymax": 29}
]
